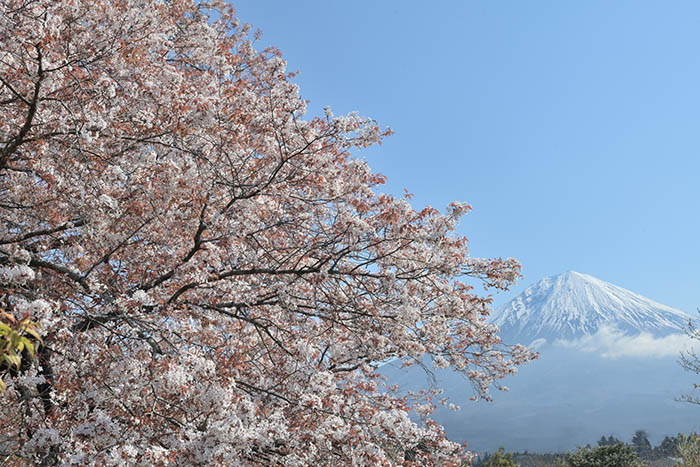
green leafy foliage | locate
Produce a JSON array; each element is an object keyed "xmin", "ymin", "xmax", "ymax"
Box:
[
  {"xmin": 598, "ymin": 435, "xmax": 623, "ymax": 447},
  {"xmin": 558, "ymin": 443, "xmax": 645, "ymax": 467},
  {"xmin": 0, "ymin": 311, "xmax": 42, "ymax": 393},
  {"xmin": 631, "ymin": 430, "xmax": 652, "ymax": 458},
  {"xmin": 653, "ymin": 435, "xmax": 680, "ymax": 458},
  {"xmin": 480, "ymin": 447, "xmax": 517, "ymax": 467},
  {"xmin": 474, "ymin": 430, "xmax": 696, "ymax": 466},
  {"xmin": 678, "ymin": 433, "xmax": 700, "ymax": 466}
]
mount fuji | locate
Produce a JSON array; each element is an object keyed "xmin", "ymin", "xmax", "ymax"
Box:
[
  {"xmin": 491, "ymin": 271, "xmax": 692, "ymax": 344},
  {"xmin": 382, "ymin": 271, "xmax": 699, "ymax": 454}
]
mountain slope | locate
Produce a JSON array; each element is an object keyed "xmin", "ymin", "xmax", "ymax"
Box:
[{"xmin": 491, "ymin": 271, "xmax": 692, "ymax": 342}]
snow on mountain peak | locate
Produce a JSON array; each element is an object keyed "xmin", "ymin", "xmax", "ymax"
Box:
[{"xmin": 491, "ymin": 271, "xmax": 692, "ymax": 342}]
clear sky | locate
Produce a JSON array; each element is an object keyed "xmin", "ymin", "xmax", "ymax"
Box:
[{"xmin": 231, "ymin": 1, "xmax": 700, "ymax": 312}]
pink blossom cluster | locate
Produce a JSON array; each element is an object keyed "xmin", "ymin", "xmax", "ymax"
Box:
[{"xmin": 0, "ymin": 0, "xmax": 536, "ymax": 464}]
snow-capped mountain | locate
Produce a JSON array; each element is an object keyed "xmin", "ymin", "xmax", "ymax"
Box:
[{"xmin": 491, "ymin": 270, "xmax": 692, "ymax": 342}]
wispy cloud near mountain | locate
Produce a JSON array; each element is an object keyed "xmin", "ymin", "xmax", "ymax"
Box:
[{"xmin": 553, "ymin": 325, "xmax": 694, "ymax": 359}]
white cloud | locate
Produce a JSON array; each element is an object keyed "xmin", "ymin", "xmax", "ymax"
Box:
[
  {"xmin": 528, "ymin": 337, "xmax": 548, "ymax": 349},
  {"xmin": 553, "ymin": 325, "xmax": 696, "ymax": 359}
]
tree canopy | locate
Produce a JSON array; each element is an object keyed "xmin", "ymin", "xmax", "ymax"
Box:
[
  {"xmin": 560, "ymin": 444, "xmax": 644, "ymax": 467},
  {"xmin": 0, "ymin": 0, "xmax": 535, "ymax": 464}
]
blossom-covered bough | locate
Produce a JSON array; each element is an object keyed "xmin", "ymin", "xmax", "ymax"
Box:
[{"xmin": 0, "ymin": 0, "xmax": 536, "ymax": 464}]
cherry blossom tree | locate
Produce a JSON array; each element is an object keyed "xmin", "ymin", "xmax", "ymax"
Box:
[{"xmin": 0, "ymin": 0, "xmax": 536, "ymax": 464}]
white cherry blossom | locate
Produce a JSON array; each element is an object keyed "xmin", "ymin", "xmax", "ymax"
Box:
[{"xmin": 0, "ymin": 1, "xmax": 535, "ymax": 464}]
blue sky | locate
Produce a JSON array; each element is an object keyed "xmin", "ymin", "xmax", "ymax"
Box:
[{"xmin": 231, "ymin": 1, "xmax": 700, "ymax": 312}]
